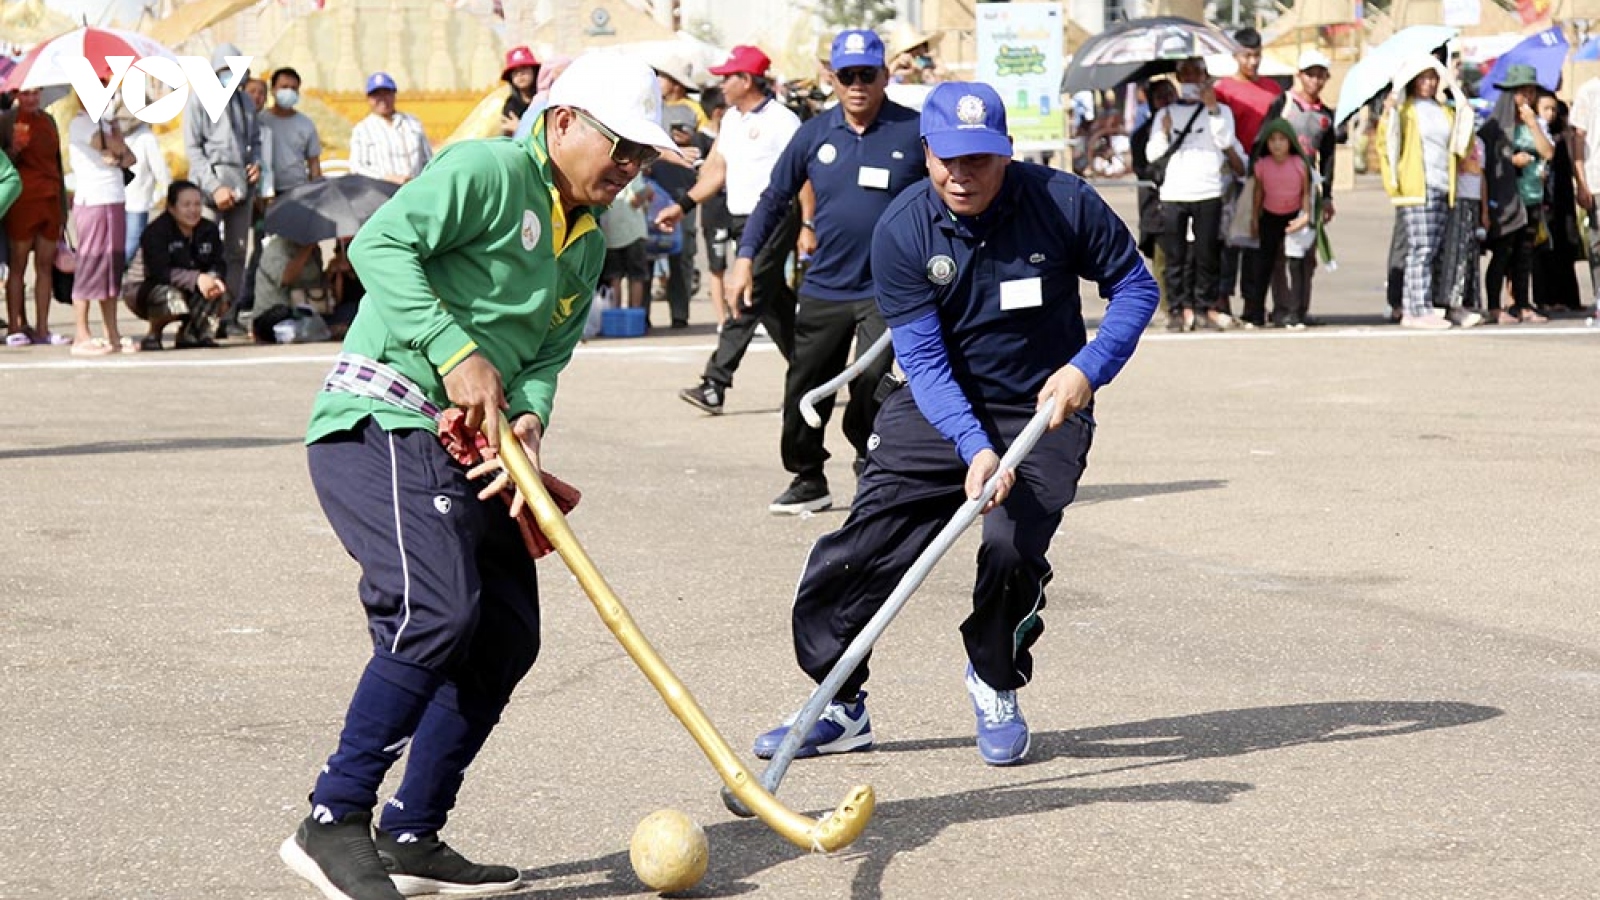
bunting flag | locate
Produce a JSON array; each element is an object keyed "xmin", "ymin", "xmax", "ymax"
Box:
[{"xmin": 1515, "ymin": 0, "xmax": 1552, "ymax": 25}]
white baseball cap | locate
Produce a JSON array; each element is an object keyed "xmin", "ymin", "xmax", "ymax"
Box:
[
  {"xmin": 1297, "ymin": 49, "xmax": 1332, "ymax": 72},
  {"xmin": 547, "ymin": 53, "xmax": 677, "ymax": 157}
]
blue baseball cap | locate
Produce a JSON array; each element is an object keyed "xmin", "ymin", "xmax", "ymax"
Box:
[
  {"xmin": 921, "ymin": 82, "xmax": 1011, "ymax": 158},
  {"xmin": 365, "ymin": 72, "xmax": 398, "ymax": 94},
  {"xmin": 831, "ymin": 29, "xmax": 886, "ymax": 70}
]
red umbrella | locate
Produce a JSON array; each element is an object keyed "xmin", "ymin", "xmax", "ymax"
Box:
[{"xmin": 1, "ymin": 27, "xmax": 177, "ymax": 106}]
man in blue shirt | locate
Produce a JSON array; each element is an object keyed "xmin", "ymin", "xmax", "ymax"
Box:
[
  {"xmin": 753, "ymin": 82, "xmax": 1159, "ymax": 766},
  {"xmin": 729, "ymin": 29, "xmax": 926, "ymax": 515}
]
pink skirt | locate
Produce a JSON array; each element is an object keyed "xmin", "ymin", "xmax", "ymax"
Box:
[{"xmin": 71, "ymin": 202, "xmax": 127, "ymax": 301}]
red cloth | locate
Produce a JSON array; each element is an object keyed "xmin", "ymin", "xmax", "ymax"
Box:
[
  {"xmin": 437, "ymin": 408, "xmax": 580, "ymax": 560},
  {"xmin": 1215, "ymin": 76, "xmax": 1284, "ymax": 153}
]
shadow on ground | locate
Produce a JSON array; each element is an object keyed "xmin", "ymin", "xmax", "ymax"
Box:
[
  {"xmin": 0, "ymin": 436, "xmax": 302, "ymax": 461},
  {"xmin": 1073, "ymin": 479, "xmax": 1227, "ymax": 506},
  {"xmin": 499, "ymin": 700, "xmax": 1500, "ymax": 899}
]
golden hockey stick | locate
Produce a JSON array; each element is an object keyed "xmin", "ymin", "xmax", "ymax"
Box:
[{"xmin": 495, "ymin": 423, "xmax": 874, "ymax": 852}]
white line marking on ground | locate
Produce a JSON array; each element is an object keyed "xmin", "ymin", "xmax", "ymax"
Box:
[{"xmin": 0, "ymin": 325, "xmax": 1591, "ymax": 372}]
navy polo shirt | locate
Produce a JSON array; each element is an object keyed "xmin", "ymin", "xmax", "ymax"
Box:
[
  {"xmin": 738, "ymin": 100, "xmax": 925, "ymax": 301},
  {"xmin": 872, "ymin": 161, "xmax": 1158, "ymax": 444}
]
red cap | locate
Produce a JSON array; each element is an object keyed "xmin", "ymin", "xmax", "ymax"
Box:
[
  {"xmin": 502, "ymin": 45, "xmax": 541, "ymax": 80},
  {"xmin": 709, "ymin": 45, "xmax": 771, "ymax": 78}
]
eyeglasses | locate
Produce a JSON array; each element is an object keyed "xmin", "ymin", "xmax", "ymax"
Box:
[
  {"xmin": 573, "ymin": 108, "xmax": 661, "ymax": 168},
  {"xmin": 834, "ymin": 67, "xmax": 882, "ymax": 87}
]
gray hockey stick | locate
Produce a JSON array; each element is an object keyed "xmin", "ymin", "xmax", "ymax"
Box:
[{"xmin": 798, "ymin": 330, "xmax": 894, "ymax": 428}]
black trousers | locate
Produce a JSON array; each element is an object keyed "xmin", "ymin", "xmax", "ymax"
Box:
[
  {"xmin": 781, "ymin": 296, "xmax": 890, "ymax": 482},
  {"xmin": 792, "ymin": 388, "xmax": 1094, "ymax": 700},
  {"xmin": 1242, "ymin": 211, "xmax": 1293, "ymax": 325},
  {"xmin": 701, "ymin": 205, "xmax": 800, "ymax": 389},
  {"xmin": 1485, "ymin": 222, "xmax": 1535, "ymax": 313},
  {"xmin": 1159, "ymin": 197, "xmax": 1223, "ymax": 313}
]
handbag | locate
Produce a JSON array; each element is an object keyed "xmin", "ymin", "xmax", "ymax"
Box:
[
  {"xmin": 51, "ymin": 237, "xmax": 75, "ymax": 305},
  {"xmin": 1225, "ymin": 176, "xmax": 1260, "ymax": 249},
  {"xmin": 1149, "ymin": 105, "xmax": 1205, "ymax": 188}
]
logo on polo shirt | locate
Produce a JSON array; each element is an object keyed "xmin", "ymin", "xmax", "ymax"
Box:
[
  {"xmin": 434, "ymin": 495, "xmax": 452, "ymax": 514},
  {"xmin": 926, "ymin": 254, "xmax": 957, "ymax": 285},
  {"xmin": 1029, "ymin": 252, "xmax": 1045, "ymax": 263},
  {"xmin": 521, "ymin": 210, "xmax": 541, "ymax": 251},
  {"xmin": 817, "ymin": 143, "xmax": 837, "ymax": 164},
  {"xmin": 867, "ymin": 433, "xmax": 880, "ymax": 451}
]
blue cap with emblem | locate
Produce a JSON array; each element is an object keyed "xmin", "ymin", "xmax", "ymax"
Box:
[
  {"xmin": 831, "ymin": 29, "xmax": 886, "ymax": 70},
  {"xmin": 921, "ymin": 81, "xmax": 1011, "ymax": 159}
]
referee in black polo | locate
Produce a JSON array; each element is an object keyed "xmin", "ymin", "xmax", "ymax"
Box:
[{"xmin": 753, "ymin": 81, "xmax": 1160, "ymax": 767}]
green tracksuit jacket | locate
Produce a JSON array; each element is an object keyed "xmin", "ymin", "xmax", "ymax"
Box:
[{"xmin": 307, "ymin": 117, "xmax": 605, "ymax": 443}]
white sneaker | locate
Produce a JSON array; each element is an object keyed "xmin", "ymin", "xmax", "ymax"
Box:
[
  {"xmin": 1400, "ymin": 313, "xmax": 1452, "ymax": 331},
  {"xmin": 1449, "ymin": 309, "xmax": 1484, "ymax": 329}
]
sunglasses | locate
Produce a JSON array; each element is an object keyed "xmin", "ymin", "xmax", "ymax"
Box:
[
  {"xmin": 834, "ymin": 67, "xmax": 881, "ymax": 87},
  {"xmin": 573, "ymin": 108, "xmax": 661, "ymax": 168}
]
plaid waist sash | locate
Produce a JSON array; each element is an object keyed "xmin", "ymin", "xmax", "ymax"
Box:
[{"xmin": 321, "ymin": 353, "xmax": 443, "ymax": 423}]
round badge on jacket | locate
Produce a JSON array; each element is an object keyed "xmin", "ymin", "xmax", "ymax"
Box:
[{"xmin": 926, "ymin": 254, "xmax": 956, "ymax": 285}]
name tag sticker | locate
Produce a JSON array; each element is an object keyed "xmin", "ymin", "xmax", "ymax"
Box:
[
  {"xmin": 1000, "ymin": 277, "xmax": 1043, "ymax": 311},
  {"xmin": 858, "ymin": 166, "xmax": 891, "ymax": 189}
]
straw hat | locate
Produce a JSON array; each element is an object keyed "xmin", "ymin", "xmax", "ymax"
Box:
[{"xmin": 885, "ymin": 21, "xmax": 942, "ymax": 60}]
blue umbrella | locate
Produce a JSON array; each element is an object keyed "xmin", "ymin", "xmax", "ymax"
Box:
[
  {"xmin": 1477, "ymin": 26, "xmax": 1568, "ymax": 106},
  {"xmin": 1334, "ymin": 24, "xmax": 1459, "ymax": 127},
  {"xmin": 1575, "ymin": 36, "xmax": 1600, "ymax": 62}
]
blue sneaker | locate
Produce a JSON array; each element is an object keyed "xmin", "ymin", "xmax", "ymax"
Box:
[
  {"xmin": 752, "ymin": 693, "xmax": 874, "ymax": 759},
  {"xmin": 966, "ymin": 665, "xmax": 1029, "ymax": 766}
]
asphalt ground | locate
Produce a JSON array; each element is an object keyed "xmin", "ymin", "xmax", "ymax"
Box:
[{"xmin": 2, "ymin": 182, "xmax": 1598, "ymax": 900}]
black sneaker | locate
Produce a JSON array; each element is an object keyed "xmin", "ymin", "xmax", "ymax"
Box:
[
  {"xmin": 376, "ymin": 830, "xmax": 522, "ymax": 897},
  {"xmin": 678, "ymin": 379, "xmax": 724, "ymax": 415},
  {"xmin": 769, "ymin": 477, "xmax": 832, "ymax": 515},
  {"xmin": 279, "ymin": 811, "xmax": 405, "ymax": 900}
]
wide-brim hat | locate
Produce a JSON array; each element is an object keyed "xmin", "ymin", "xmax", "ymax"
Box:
[
  {"xmin": 886, "ymin": 21, "xmax": 943, "ymax": 60},
  {"xmin": 1494, "ymin": 63, "xmax": 1542, "ymax": 91},
  {"xmin": 650, "ymin": 52, "xmax": 701, "ymax": 94}
]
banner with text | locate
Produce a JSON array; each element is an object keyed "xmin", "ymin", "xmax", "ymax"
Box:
[{"xmin": 976, "ymin": 3, "xmax": 1064, "ymax": 150}]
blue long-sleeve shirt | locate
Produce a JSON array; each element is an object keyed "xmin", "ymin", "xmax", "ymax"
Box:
[
  {"xmin": 738, "ymin": 101, "xmax": 925, "ymax": 300},
  {"xmin": 872, "ymin": 162, "xmax": 1160, "ymax": 463}
]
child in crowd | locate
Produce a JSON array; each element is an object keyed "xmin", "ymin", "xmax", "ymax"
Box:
[
  {"xmin": 599, "ymin": 175, "xmax": 653, "ymax": 313},
  {"xmin": 1244, "ymin": 118, "xmax": 1311, "ymax": 329}
]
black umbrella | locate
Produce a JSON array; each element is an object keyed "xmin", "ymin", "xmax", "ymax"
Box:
[
  {"xmin": 1062, "ymin": 17, "xmax": 1240, "ymax": 95},
  {"xmin": 262, "ymin": 175, "xmax": 401, "ymax": 244}
]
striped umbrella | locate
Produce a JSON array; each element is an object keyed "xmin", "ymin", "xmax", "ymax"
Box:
[{"xmin": 1, "ymin": 27, "xmax": 177, "ymax": 106}]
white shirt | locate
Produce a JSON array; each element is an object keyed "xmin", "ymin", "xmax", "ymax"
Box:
[
  {"xmin": 123, "ymin": 127, "xmax": 170, "ymax": 215},
  {"xmin": 717, "ymin": 97, "xmax": 801, "ymax": 216},
  {"xmin": 1415, "ymin": 99, "xmax": 1451, "ymax": 193},
  {"xmin": 67, "ymin": 114, "xmax": 126, "ymax": 207},
  {"xmin": 1146, "ymin": 101, "xmax": 1236, "ymax": 203},
  {"xmin": 1569, "ymin": 78, "xmax": 1600, "ymax": 192},
  {"xmin": 349, "ymin": 112, "xmax": 432, "ymax": 180}
]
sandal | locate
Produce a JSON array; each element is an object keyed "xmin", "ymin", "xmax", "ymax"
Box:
[
  {"xmin": 4, "ymin": 332, "xmax": 30, "ymax": 347},
  {"xmin": 1519, "ymin": 307, "xmax": 1549, "ymax": 324},
  {"xmin": 1495, "ymin": 310, "xmax": 1519, "ymax": 325},
  {"xmin": 69, "ymin": 337, "xmax": 114, "ymax": 357},
  {"xmin": 40, "ymin": 332, "xmax": 72, "ymax": 346}
]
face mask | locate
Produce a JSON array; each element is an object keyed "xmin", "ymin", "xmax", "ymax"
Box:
[
  {"xmin": 1179, "ymin": 83, "xmax": 1201, "ymax": 102},
  {"xmin": 275, "ymin": 88, "xmax": 299, "ymax": 109}
]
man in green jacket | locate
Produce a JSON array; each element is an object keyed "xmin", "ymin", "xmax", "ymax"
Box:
[{"xmin": 280, "ymin": 53, "xmax": 676, "ymax": 900}]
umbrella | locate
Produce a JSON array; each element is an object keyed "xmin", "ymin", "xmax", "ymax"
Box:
[
  {"xmin": 1477, "ymin": 26, "xmax": 1568, "ymax": 106},
  {"xmin": 1062, "ymin": 16, "xmax": 1239, "ymax": 94},
  {"xmin": 1, "ymin": 27, "xmax": 177, "ymax": 109},
  {"xmin": 263, "ymin": 176, "xmax": 401, "ymax": 245},
  {"xmin": 1577, "ymin": 37, "xmax": 1600, "ymax": 62},
  {"xmin": 1332, "ymin": 24, "xmax": 1458, "ymax": 127}
]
